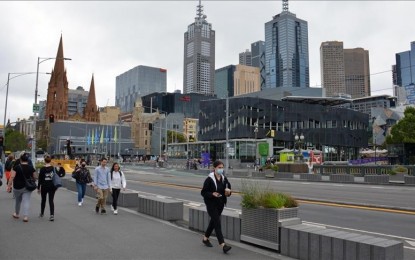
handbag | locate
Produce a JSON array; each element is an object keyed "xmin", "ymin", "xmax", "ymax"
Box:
[
  {"xmin": 52, "ymin": 168, "xmax": 62, "ymax": 188},
  {"xmin": 20, "ymin": 165, "xmax": 37, "ymax": 192}
]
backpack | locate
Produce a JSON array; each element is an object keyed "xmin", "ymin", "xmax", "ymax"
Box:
[
  {"xmin": 110, "ymin": 170, "xmax": 123, "ymax": 180},
  {"xmin": 5, "ymin": 160, "xmax": 14, "ymax": 171}
]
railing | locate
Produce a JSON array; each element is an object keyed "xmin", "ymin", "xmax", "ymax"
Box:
[{"xmin": 314, "ymin": 165, "xmax": 415, "ymax": 177}]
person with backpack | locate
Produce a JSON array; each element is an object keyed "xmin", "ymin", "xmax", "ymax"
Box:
[
  {"xmin": 109, "ymin": 162, "xmax": 126, "ymax": 215},
  {"xmin": 4, "ymin": 154, "xmax": 15, "ymax": 187},
  {"xmin": 37, "ymin": 156, "xmax": 57, "ymax": 221}
]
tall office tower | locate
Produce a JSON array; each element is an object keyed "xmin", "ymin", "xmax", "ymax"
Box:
[
  {"xmin": 116, "ymin": 65, "xmax": 167, "ymax": 113},
  {"xmin": 321, "ymin": 41, "xmax": 370, "ymax": 98},
  {"xmin": 320, "ymin": 41, "xmax": 346, "ymax": 97},
  {"xmin": 344, "ymin": 48, "xmax": 370, "ymax": 98},
  {"xmin": 68, "ymin": 86, "xmax": 89, "ymax": 116},
  {"xmin": 264, "ymin": 0, "xmax": 309, "ymax": 89},
  {"xmin": 234, "ymin": 65, "xmax": 261, "ymax": 96},
  {"xmin": 394, "ymin": 41, "xmax": 415, "ymax": 104},
  {"xmin": 251, "ymin": 41, "xmax": 266, "ymax": 89},
  {"xmin": 183, "ymin": 0, "xmax": 215, "ymax": 95},
  {"xmin": 239, "ymin": 49, "xmax": 252, "ymax": 66},
  {"xmin": 215, "ymin": 65, "xmax": 236, "ymax": 98}
]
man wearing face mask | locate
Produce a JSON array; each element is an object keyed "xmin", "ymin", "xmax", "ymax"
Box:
[
  {"xmin": 72, "ymin": 159, "xmax": 93, "ymax": 206},
  {"xmin": 201, "ymin": 160, "xmax": 232, "ymax": 254}
]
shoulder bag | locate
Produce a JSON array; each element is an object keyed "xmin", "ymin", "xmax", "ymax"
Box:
[
  {"xmin": 20, "ymin": 165, "xmax": 37, "ymax": 192},
  {"xmin": 52, "ymin": 168, "xmax": 62, "ymax": 188}
]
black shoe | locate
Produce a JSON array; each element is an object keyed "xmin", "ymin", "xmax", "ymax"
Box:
[
  {"xmin": 202, "ymin": 239, "xmax": 213, "ymax": 247},
  {"xmin": 223, "ymin": 244, "xmax": 232, "ymax": 254},
  {"xmin": 101, "ymin": 209, "xmax": 106, "ymax": 215},
  {"xmin": 95, "ymin": 206, "xmax": 99, "ymax": 213},
  {"xmin": 39, "ymin": 213, "xmax": 44, "ymax": 218},
  {"xmin": 49, "ymin": 215, "xmax": 54, "ymax": 221}
]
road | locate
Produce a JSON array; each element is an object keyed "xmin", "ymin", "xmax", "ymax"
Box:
[{"xmin": 120, "ymin": 165, "xmax": 415, "ymax": 259}]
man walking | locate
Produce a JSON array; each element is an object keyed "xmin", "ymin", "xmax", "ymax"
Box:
[{"xmin": 93, "ymin": 158, "xmax": 111, "ymax": 214}]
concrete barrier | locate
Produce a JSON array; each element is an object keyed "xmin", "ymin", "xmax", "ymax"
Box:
[
  {"xmin": 188, "ymin": 206, "xmax": 241, "ymax": 241},
  {"xmin": 137, "ymin": 195, "xmax": 183, "ymax": 221},
  {"xmin": 364, "ymin": 175, "xmax": 390, "ymax": 184},
  {"xmin": 299, "ymin": 173, "xmax": 322, "ymax": 181},
  {"xmin": 280, "ymin": 224, "xmax": 403, "ymax": 260},
  {"xmin": 274, "ymin": 173, "xmax": 294, "ymax": 179},
  {"xmin": 329, "ymin": 174, "xmax": 355, "ymax": 183},
  {"xmin": 404, "ymin": 176, "xmax": 415, "ymax": 185},
  {"xmin": 106, "ymin": 190, "xmax": 139, "ymax": 207},
  {"xmin": 231, "ymin": 170, "xmax": 252, "ymax": 178}
]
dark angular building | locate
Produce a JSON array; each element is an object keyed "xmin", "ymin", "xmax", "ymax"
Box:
[{"xmin": 199, "ymin": 97, "xmax": 369, "ymax": 160}]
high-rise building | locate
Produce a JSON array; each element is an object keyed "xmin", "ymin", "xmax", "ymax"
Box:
[
  {"xmin": 394, "ymin": 41, "xmax": 415, "ymax": 104},
  {"xmin": 321, "ymin": 41, "xmax": 370, "ymax": 98},
  {"xmin": 234, "ymin": 65, "xmax": 261, "ymax": 96},
  {"xmin": 251, "ymin": 41, "xmax": 266, "ymax": 90},
  {"xmin": 68, "ymin": 86, "xmax": 89, "ymax": 116},
  {"xmin": 264, "ymin": 0, "xmax": 309, "ymax": 89},
  {"xmin": 215, "ymin": 65, "xmax": 236, "ymax": 98},
  {"xmin": 115, "ymin": 65, "xmax": 167, "ymax": 113},
  {"xmin": 183, "ymin": 0, "xmax": 215, "ymax": 96},
  {"xmin": 239, "ymin": 49, "xmax": 252, "ymax": 66}
]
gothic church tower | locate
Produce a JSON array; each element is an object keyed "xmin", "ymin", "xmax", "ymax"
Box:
[
  {"xmin": 83, "ymin": 75, "xmax": 100, "ymax": 122},
  {"xmin": 45, "ymin": 35, "xmax": 69, "ymax": 121}
]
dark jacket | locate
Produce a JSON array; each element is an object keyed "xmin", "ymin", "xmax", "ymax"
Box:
[{"xmin": 201, "ymin": 172, "xmax": 231, "ymax": 208}]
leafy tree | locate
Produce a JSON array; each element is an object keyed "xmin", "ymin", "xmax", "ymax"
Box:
[
  {"xmin": 4, "ymin": 128, "xmax": 28, "ymax": 152},
  {"xmin": 167, "ymin": 130, "xmax": 187, "ymax": 143},
  {"xmin": 37, "ymin": 138, "xmax": 48, "ymax": 151},
  {"xmin": 386, "ymin": 107, "xmax": 415, "ymax": 144}
]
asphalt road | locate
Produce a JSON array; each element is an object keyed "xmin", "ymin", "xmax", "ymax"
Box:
[{"xmin": 120, "ymin": 165, "xmax": 415, "ymax": 259}]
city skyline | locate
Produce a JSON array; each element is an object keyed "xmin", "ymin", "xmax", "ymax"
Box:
[{"xmin": 0, "ymin": 1, "xmax": 414, "ymax": 123}]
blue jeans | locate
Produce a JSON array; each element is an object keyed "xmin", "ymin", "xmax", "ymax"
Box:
[{"xmin": 76, "ymin": 182, "xmax": 86, "ymax": 202}]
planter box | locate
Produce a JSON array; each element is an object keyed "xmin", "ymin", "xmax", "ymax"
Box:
[
  {"xmin": 389, "ymin": 172, "xmax": 407, "ymax": 182},
  {"xmin": 274, "ymin": 173, "xmax": 294, "ymax": 179},
  {"xmin": 330, "ymin": 174, "xmax": 354, "ymax": 183},
  {"xmin": 299, "ymin": 173, "xmax": 322, "ymax": 181},
  {"xmin": 404, "ymin": 176, "xmax": 415, "ymax": 185},
  {"xmin": 137, "ymin": 195, "xmax": 183, "ymax": 221},
  {"xmin": 106, "ymin": 190, "xmax": 139, "ymax": 207},
  {"xmin": 364, "ymin": 175, "xmax": 390, "ymax": 184},
  {"xmin": 241, "ymin": 207, "xmax": 300, "ymax": 250}
]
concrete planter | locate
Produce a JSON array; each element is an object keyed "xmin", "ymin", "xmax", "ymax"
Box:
[
  {"xmin": 389, "ymin": 172, "xmax": 407, "ymax": 182},
  {"xmin": 106, "ymin": 190, "xmax": 139, "ymax": 207},
  {"xmin": 364, "ymin": 175, "xmax": 390, "ymax": 184},
  {"xmin": 404, "ymin": 176, "xmax": 415, "ymax": 185},
  {"xmin": 137, "ymin": 195, "xmax": 183, "ymax": 221},
  {"xmin": 299, "ymin": 173, "xmax": 322, "ymax": 181},
  {"xmin": 330, "ymin": 174, "xmax": 355, "ymax": 183},
  {"xmin": 241, "ymin": 207, "xmax": 300, "ymax": 250}
]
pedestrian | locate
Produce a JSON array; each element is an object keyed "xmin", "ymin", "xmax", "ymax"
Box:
[
  {"xmin": 6, "ymin": 153, "xmax": 37, "ymax": 222},
  {"xmin": 93, "ymin": 158, "xmax": 111, "ymax": 214},
  {"xmin": 72, "ymin": 159, "xmax": 93, "ymax": 206},
  {"xmin": 37, "ymin": 156, "xmax": 57, "ymax": 221},
  {"xmin": 55, "ymin": 162, "xmax": 66, "ymax": 178},
  {"xmin": 109, "ymin": 162, "xmax": 127, "ymax": 215},
  {"xmin": 200, "ymin": 160, "xmax": 232, "ymax": 253},
  {"xmin": 4, "ymin": 154, "xmax": 15, "ymax": 187}
]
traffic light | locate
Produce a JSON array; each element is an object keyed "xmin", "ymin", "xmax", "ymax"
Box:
[
  {"xmin": 66, "ymin": 139, "xmax": 72, "ymax": 155},
  {"xmin": 49, "ymin": 114, "xmax": 55, "ymax": 123}
]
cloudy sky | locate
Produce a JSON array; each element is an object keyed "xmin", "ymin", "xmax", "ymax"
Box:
[{"xmin": 0, "ymin": 1, "xmax": 414, "ymax": 124}]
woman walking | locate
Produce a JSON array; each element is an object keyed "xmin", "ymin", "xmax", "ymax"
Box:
[
  {"xmin": 110, "ymin": 163, "xmax": 127, "ymax": 215},
  {"xmin": 201, "ymin": 160, "xmax": 232, "ymax": 253},
  {"xmin": 4, "ymin": 154, "xmax": 15, "ymax": 188},
  {"xmin": 37, "ymin": 156, "xmax": 57, "ymax": 221},
  {"xmin": 72, "ymin": 159, "xmax": 93, "ymax": 206},
  {"xmin": 6, "ymin": 153, "xmax": 37, "ymax": 222}
]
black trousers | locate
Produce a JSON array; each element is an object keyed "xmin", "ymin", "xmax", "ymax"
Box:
[
  {"xmin": 41, "ymin": 186, "xmax": 56, "ymax": 215},
  {"xmin": 111, "ymin": 188, "xmax": 121, "ymax": 210},
  {"xmin": 205, "ymin": 203, "xmax": 225, "ymax": 244}
]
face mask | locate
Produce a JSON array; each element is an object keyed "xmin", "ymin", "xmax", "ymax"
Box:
[
  {"xmin": 81, "ymin": 164, "xmax": 86, "ymax": 167},
  {"xmin": 217, "ymin": 169, "xmax": 224, "ymax": 175}
]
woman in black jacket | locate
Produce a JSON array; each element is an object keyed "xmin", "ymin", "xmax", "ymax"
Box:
[
  {"xmin": 200, "ymin": 160, "xmax": 232, "ymax": 254},
  {"xmin": 37, "ymin": 156, "xmax": 57, "ymax": 221}
]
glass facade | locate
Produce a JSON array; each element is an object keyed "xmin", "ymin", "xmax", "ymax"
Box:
[
  {"xmin": 214, "ymin": 65, "xmax": 235, "ymax": 98},
  {"xmin": 395, "ymin": 42, "xmax": 415, "ymax": 104},
  {"xmin": 265, "ymin": 12, "xmax": 309, "ymax": 89},
  {"xmin": 251, "ymin": 41, "xmax": 266, "ymax": 89}
]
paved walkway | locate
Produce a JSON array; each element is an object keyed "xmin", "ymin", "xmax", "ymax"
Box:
[{"xmin": 0, "ymin": 183, "xmax": 293, "ymax": 260}]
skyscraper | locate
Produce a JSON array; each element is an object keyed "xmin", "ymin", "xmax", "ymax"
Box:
[
  {"xmin": 251, "ymin": 41, "xmax": 266, "ymax": 90},
  {"xmin": 215, "ymin": 65, "xmax": 236, "ymax": 99},
  {"xmin": 321, "ymin": 41, "xmax": 370, "ymax": 98},
  {"xmin": 264, "ymin": 0, "xmax": 309, "ymax": 89},
  {"xmin": 393, "ymin": 41, "xmax": 415, "ymax": 104},
  {"xmin": 183, "ymin": 0, "xmax": 215, "ymax": 96},
  {"xmin": 239, "ymin": 49, "xmax": 252, "ymax": 66},
  {"xmin": 234, "ymin": 65, "xmax": 261, "ymax": 96}
]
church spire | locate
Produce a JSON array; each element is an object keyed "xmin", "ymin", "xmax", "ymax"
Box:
[
  {"xmin": 53, "ymin": 34, "xmax": 65, "ymax": 76},
  {"xmin": 83, "ymin": 74, "xmax": 99, "ymax": 122}
]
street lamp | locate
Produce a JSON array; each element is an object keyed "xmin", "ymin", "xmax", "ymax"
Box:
[
  {"xmin": 372, "ymin": 117, "xmax": 377, "ymax": 165},
  {"xmin": 294, "ymin": 132, "xmax": 304, "ymax": 162},
  {"xmin": 32, "ymin": 56, "xmax": 71, "ymax": 162},
  {"xmin": 254, "ymin": 122, "xmax": 258, "ymax": 164}
]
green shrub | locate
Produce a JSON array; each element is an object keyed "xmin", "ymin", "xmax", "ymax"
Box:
[{"xmin": 391, "ymin": 166, "xmax": 408, "ymax": 175}]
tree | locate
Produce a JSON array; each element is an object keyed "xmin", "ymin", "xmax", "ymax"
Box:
[
  {"xmin": 37, "ymin": 138, "xmax": 48, "ymax": 151},
  {"xmin": 4, "ymin": 128, "xmax": 28, "ymax": 152},
  {"xmin": 386, "ymin": 107, "xmax": 415, "ymax": 144},
  {"xmin": 167, "ymin": 130, "xmax": 187, "ymax": 143}
]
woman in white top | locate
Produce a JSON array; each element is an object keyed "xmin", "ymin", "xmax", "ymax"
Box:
[{"xmin": 109, "ymin": 163, "xmax": 127, "ymax": 215}]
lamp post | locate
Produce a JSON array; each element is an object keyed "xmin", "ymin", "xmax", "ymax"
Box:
[
  {"xmin": 31, "ymin": 56, "xmax": 71, "ymax": 162},
  {"xmin": 294, "ymin": 132, "xmax": 304, "ymax": 162},
  {"xmin": 254, "ymin": 122, "xmax": 258, "ymax": 165},
  {"xmin": 372, "ymin": 117, "xmax": 377, "ymax": 165}
]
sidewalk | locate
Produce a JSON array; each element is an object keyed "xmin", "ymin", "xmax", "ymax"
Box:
[{"xmin": 0, "ymin": 184, "xmax": 292, "ymax": 260}]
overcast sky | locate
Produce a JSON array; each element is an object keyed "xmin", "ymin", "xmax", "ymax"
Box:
[{"xmin": 1, "ymin": 1, "xmax": 414, "ymax": 124}]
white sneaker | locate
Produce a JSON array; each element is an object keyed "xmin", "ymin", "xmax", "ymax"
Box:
[
  {"xmin": 111, "ymin": 205, "xmax": 114, "ymax": 211},
  {"xmin": 114, "ymin": 209, "xmax": 118, "ymax": 215},
  {"xmin": 78, "ymin": 202, "xmax": 82, "ymax": 206}
]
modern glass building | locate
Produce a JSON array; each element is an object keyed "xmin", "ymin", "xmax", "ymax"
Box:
[
  {"xmin": 251, "ymin": 40, "xmax": 266, "ymax": 90},
  {"xmin": 214, "ymin": 65, "xmax": 235, "ymax": 98},
  {"xmin": 183, "ymin": 1, "xmax": 215, "ymax": 96},
  {"xmin": 68, "ymin": 86, "xmax": 89, "ymax": 116},
  {"xmin": 394, "ymin": 41, "xmax": 415, "ymax": 104},
  {"xmin": 115, "ymin": 65, "xmax": 167, "ymax": 113},
  {"xmin": 264, "ymin": 3, "xmax": 309, "ymax": 89}
]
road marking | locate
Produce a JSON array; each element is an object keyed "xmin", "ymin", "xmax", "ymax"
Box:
[
  {"xmin": 333, "ymin": 184, "xmax": 344, "ymax": 187},
  {"xmin": 370, "ymin": 186, "xmax": 383, "ymax": 189},
  {"xmin": 300, "ymin": 182, "xmax": 311, "ymax": 185}
]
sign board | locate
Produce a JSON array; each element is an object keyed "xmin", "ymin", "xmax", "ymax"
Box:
[{"xmin": 33, "ymin": 104, "xmax": 40, "ymax": 112}]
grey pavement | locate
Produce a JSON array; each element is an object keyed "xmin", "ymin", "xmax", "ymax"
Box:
[{"xmin": 0, "ymin": 184, "xmax": 292, "ymax": 260}]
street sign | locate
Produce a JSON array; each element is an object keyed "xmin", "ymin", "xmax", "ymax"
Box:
[{"xmin": 33, "ymin": 104, "xmax": 40, "ymax": 112}]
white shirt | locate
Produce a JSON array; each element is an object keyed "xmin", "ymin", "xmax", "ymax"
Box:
[{"xmin": 110, "ymin": 171, "xmax": 127, "ymax": 189}]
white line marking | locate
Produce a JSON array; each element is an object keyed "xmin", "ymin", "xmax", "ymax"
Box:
[
  {"xmin": 301, "ymin": 182, "xmax": 311, "ymax": 185},
  {"xmin": 370, "ymin": 186, "xmax": 383, "ymax": 189},
  {"xmin": 333, "ymin": 184, "xmax": 344, "ymax": 187},
  {"xmin": 303, "ymin": 221, "xmax": 415, "ymax": 242}
]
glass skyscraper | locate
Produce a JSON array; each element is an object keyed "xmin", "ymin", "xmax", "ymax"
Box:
[
  {"xmin": 264, "ymin": 3, "xmax": 309, "ymax": 89},
  {"xmin": 183, "ymin": 1, "xmax": 215, "ymax": 96},
  {"xmin": 251, "ymin": 41, "xmax": 266, "ymax": 90},
  {"xmin": 394, "ymin": 41, "xmax": 415, "ymax": 88},
  {"xmin": 215, "ymin": 65, "xmax": 235, "ymax": 99}
]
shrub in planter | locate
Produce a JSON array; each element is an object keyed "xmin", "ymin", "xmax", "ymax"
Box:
[{"xmin": 390, "ymin": 166, "xmax": 408, "ymax": 175}]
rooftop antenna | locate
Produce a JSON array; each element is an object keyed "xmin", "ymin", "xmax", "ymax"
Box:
[
  {"xmin": 282, "ymin": 0, "xmax": 289, "ymax": 12},
  {"xmin": 196, "ymin": 0, "xmax": 206, "ymax": 20}
]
